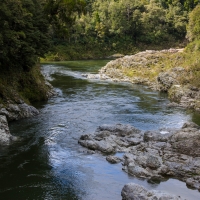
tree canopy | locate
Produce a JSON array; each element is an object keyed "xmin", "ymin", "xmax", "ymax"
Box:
[
  {"xmin": 0, "ymin": 0, "xmax": 86, "ymax": 71},
  {"xmin": 187, "ymin": 4, "xmax": 200, "ymax": 41},
  {"xmin": 0, "ymin": 0, "xmax": 200, "ymax": 68},
  {"xmin": 0, "ymin": 0, "xmax": 51, "ymax": 71}
]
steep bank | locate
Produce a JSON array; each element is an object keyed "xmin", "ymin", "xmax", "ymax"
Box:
[
  {"xmin": 0, "ymin": 64, "xmax": 55, "ymax": 144},
  {"xmin": 97, "ymin": 49, "xmax": 200, "ymax": 112}
]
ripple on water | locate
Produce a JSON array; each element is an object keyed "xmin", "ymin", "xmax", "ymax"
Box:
[{"xmin": 2, "ymin": 61, "xmax": 200, "ymax": 200}]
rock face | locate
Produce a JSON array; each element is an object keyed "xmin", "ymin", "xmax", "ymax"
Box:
[
  {"xmin": 79, "ymin": 123, "xmax": 200, "ymax": 191},
  {"xmin": 168, "ymin": 85, "xmax": 200, "ymax": 111},
  {"xmin": 121, "ymin": 183, "xmax": 183, "ymax": 200},
  {"xmin": 0, "ymin": 115, "xmax": 17, "ymax": 144},
  {"xmin": 0, "ymin": 103, "xmax": 39, "ymax": 121}
]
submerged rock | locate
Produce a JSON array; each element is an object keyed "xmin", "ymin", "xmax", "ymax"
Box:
[
  {"xmin": 79, "ymin": 122, "xmax": 200, "ymax": 190},
  {"xmin": 121, "ymin": 183, "xmax": 183, "ymax": 200}
]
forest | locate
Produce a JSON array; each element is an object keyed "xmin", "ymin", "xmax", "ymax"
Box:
[
  {"xmin": 0, "ymin": 0, "xmax": 200, "ymax": 66},
  {"xmin": 46, "ymin": 0, "xmax": 200, "ymax": 60},
  {"xmin": 0, "ymin": 0, "xmax": 199, "ymax": 71}
]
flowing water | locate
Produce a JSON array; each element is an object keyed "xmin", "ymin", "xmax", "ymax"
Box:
[{"xmin": 0, "ymin": 60, "xmax": 200, "ymax": 200}]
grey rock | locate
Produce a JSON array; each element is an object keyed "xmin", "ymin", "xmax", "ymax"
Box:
[
  {"xmin": 186, "ymin": 176, "xmax": 200, "ymax": 190},
  {"xmin": 97, "ymin": 140, "xmax": 116, "ymax": 153},
  {"xmin": 78, "ymin": 124, "xmax": 142, "ymax": 154},
  {"xmin": 127, "ymin": 165, "xmax": 151, "ymax": 178},
  {"xmin": 106, "ymin": 155, "xmax": 122, "ymax": 164},
  {"xmin": 107, "ymin": 53, "xmax": 124, "ymax": 58},
  {"xmin": 121, "ymin": 183, "xmax": 183, "ymax": 200},
  {"xmin": 78, "ymin": 139, "xmax": 97, "ymax": 151},
  {"xmin": 96, "ymin": 124, "xmax": 141, "ymax": 137},
  {"xmin": 0, "ymin": 103, "xmax": 39, "ymax": 121},
  {"xmin": 0, "ymin": 115, "xmax": 17, "ymax": 145},
  {"xmin": 144, "ymin": 131, "xmax": 172, "ymax": 142},
  {"xmin": 157, "ymin": 71, "xmax": 177, "ymax": 91},
  {"xmin": 146, "ymin": 155, "xmax": 162, "ymax": 169},
  {"xmin": 78, "ymin": 123, "xmax": 200, "ymax": 190},
  {"xmin": 169, "ymin": 122, "xmax": 200, "ymax": 157}
]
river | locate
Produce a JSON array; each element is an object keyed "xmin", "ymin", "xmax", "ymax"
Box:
[{"xmin": 0, "ymin": 60, "xmax": 200, "ymax": 200}]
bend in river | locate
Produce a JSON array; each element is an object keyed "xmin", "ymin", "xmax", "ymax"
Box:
[{"xmin": 0, "ymin": 60, "xmax": 200, "ymax": 200}]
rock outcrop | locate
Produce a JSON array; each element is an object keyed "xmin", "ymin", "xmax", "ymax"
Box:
[
  {"xmin": 95, "ymin": 49, "xmax": 200, "ymax": 112},
  {"xmin": 0, "ymin": 73, "xmax": 55, "ymax": 145},
  {"xmin": 121, "ymin": 183, "xmax": 183, "ymax": 200},
  {"xmin": 98, "ymin": 49, "xmax": 182, "ymax": 88},
  {"xmin": 78, "ymin": 123, "xmax": 200, "ymax": 191},
  {"xmin": 0, "ymin": 102, "xmax": 39, "ymax": 121},
  {"xmin": 168, "ymin": 85, "xmax": 200, "ymax": 111},
  {"xmin": 0, "ymin": 115, "xmax": 17, "ymax": 144}
]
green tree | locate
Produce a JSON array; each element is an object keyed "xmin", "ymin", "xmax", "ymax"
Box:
[
  {"xmin": 0, "ymin": 0, "xmax": 50, "ymax": 71},
  {"xmin": 142, "ymin": 0, "xmax": 168, "ymax": 43},
  {"xmin": 187, "ymin": 4, "xmax": 200, "ymax": 41},
  {"xmin": 45, "ymin": 0, "xmax": 86, "ymax": 39},
  {"xmin": 166, "ymin": 0, "xmax": 188, "ymax": 38}
]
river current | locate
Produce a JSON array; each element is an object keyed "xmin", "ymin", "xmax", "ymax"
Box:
[{"xmin": 0, "ymin": 60, "xmax": 200, "ymax": 200}]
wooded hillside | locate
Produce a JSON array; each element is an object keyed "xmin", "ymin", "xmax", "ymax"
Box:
[{"xmin": 44, "ymin": 0, "xmax": 200, "ymax": 60}]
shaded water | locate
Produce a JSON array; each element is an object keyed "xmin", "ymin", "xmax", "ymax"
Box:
[{"xmin": 0, "ymin": 60, "xmax": 200, "ymax": 200}]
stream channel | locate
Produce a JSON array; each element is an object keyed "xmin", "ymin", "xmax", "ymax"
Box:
[{"xmin": 0, "ymin": 60, "xmax": 200, "ymax": 200}]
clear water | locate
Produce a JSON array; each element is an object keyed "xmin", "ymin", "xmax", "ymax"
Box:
[{"xmin": 0, "ymin": 60, "xmax": 200, "ymax": 200}]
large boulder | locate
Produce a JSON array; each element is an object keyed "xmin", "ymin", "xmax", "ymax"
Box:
[
  {"xmin": 169, "ymin": 122, "xmax": 200, "ymax": 157},
  {"xmin": 0, "ymin": 103, "xmax": 39, "ymax": 121},
  {"xmin": 157, "ymin": 71, "xmax": 177, "ymax": 91},
  {"xmin": 121, "ymin": 183, "xmax": 183, "ymax": 200}
]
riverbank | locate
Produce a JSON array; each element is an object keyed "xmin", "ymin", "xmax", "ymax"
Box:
[
  {"xmin": 96, "ymin": 48, "xmax": 200, "ymax": 112},
  {"xmin": 0, "ymin": 64, "xmax": 55, "ymax": 144}
]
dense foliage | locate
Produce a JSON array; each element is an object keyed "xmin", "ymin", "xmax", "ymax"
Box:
[
  {"xmin": 0, "ymin": 0, "xmax": 85, "ymax": 71},
  {"xmin": 70, "ymin": 0, "xmax": 188, "ymax": 45},
  {"xmin": 0, "ymin": 0, "xmax": 86, "ymax": 103},
  {"xmin": 187, "ymin": 4, "xmax": 200, "ymax": 41},
  {"xmin": 0, "ymin": 0, "xmax": 200, "ymax": 64},
  {"xmin": 0, "ymin": 0, "xmax": 50, "ymax": 71},
  {"xmin": 45, "ymin": 0, "xmax": 199, "ymax": 60}
]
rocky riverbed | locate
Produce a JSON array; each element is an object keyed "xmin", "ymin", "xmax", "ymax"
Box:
[{"xmin": 78, "ymin": 122, "xmax": 200, "ymax": 197}]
